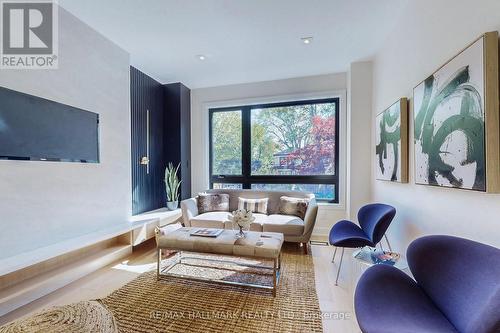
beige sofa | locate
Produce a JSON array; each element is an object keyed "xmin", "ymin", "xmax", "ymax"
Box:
[{"xmin": 180, "ymin": 189, "xmax": 318, "ymax": 253}]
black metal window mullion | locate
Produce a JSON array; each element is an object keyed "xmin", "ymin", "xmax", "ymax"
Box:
[
  {"xmin": 208, "ymin": 110, "xmax": 214, "ymax": 189},
  {"xmin": 241, "ymin": 106, "xmax": 251, "ymax": 189}
]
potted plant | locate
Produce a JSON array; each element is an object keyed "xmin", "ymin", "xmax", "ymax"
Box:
[{"xmin": 164, "ymin": 162, "xmax": 181, "ymax": 210}]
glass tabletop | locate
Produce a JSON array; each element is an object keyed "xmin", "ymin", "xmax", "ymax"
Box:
[{"xmin": 352, "ymin": 246, "xmax": 408, "ymax": 270}]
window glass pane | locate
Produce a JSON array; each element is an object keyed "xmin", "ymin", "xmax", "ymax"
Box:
[
  {"xmin": 211, "ymin": 110, "xmax": 242, "ymax": 175},
  {"xmin": 213, "ymin": 183, "xmax": 243, "ymax": 190},
  {"xmin": 251, "ymin": 102, "xmax": 336, "ymax": 176},
  {"xmin": 251, "ymin": 183, "xmax": 335, "ymax": 201}
]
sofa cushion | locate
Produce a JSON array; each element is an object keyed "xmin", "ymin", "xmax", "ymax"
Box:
[
  {"xmin": 223, "ymin": 213, "xmax": 267, "ymax": 232},
  {"xmin": 263, "ymin": 214, "xmax": 304, "ymax": 236},
  {"xmin": 278, "ymin": 196, "xmax": 309, "ymax": 219},
  {"xmin": 197, "ymin": 193, "xmax": 229, "ymax": 214},
  {"xmin": 190, "ymin": 211, "xmax": 229, "ymax": 229},
  {"xmin": 205, "ymin": 189, "xmax": 314, "ymax": 214},
  {"xmin": 238, "ymin": 197, "xmax": 268, "ymax": 214}
]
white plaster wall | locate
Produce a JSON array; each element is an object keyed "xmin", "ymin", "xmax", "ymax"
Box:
[
  {"xmin": 372, "ymin": 0, "xmax": 500, "ymax": 251},
  {"xmin": 190, "ymin": 73, "xmax": 348, "ymax": 236},
  {"xmin": 0, "ymin": 7, "xmax": 131, "ymax": 259},
  {"xmin": 347, "ymin": 62, "xmax": 373, "ymax": 220}
]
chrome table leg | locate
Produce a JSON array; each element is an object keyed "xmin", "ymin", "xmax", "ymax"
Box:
[
  {"xmin": 157, "ymin": 248, "xmax": 161, "ymax": 280},
  {"xmin": 273, "ymin": 257, "xmax": 277, "ymax": 297}
]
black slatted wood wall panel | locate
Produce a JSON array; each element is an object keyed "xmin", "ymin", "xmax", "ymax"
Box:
[
  {"xmin": 164, "ymin": 83, "xmax": 191, "ymax": 200},
  {"xmin": 130, "ymin": 66, "xmax": 166, "ymax": 215}
]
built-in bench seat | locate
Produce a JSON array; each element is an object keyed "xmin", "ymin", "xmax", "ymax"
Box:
[{"xmin": 0, "ymin": 208, "xmax": 181, "ymax": 317}]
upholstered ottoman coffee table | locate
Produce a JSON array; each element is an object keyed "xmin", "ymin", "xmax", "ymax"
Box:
[{"xmin": 155, "ymin": 226, "xmax": 284, "ymax": 296}]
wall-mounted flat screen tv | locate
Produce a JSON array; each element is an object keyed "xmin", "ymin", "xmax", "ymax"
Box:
[{"xmin": 0, "ymin": 86, "xmax": 99, "ymax": 163}]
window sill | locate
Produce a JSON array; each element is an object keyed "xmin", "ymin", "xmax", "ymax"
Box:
[{"xmin": 317, "ymin": 202, "xmax": 345, "ymax": 211}]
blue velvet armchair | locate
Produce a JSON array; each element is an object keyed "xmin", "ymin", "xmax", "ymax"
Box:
[
  {"xmin": 329, "ymin": 203, "xmax": 396, "ymax": 285},
  {"xmin": 355, "ymin": 235, "xmax": 500, "ymax": 333}
]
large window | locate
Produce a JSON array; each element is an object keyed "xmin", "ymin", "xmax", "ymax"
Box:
[{"xmin": 209, "ymin": 98, "xmax": 339, "ymax": 202}]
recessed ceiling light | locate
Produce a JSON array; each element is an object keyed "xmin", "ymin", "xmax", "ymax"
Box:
[
  {"xmin": 196, "ymin": 54, "xmax": 206, "ymax": 61},
  {"xmin": 301, "ymin": 37, "xmax": 313, "ymax": 44}
]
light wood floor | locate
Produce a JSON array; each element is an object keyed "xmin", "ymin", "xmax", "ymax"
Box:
[{"xmin": 0, "ymin": 240, "xmax": 361, "ymax": 333}]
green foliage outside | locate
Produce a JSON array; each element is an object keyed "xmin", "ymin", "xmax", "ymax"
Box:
[
  {"xmin": 212, "ymin": 112, "xmax": 242, "ymax": 175},
  {"xmin": 212, "ymin": 103, "xmax": 335, "ymax": 175}
]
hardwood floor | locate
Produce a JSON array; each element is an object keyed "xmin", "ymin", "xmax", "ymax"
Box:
[{"xmin": 0, "ymin": 240, "xmax": 361, "ymax": 333}]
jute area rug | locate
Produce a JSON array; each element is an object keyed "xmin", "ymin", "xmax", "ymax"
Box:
[
  {"xmin": 0, "ymin": 301, "xmax": 117, "ymax": 333},
  {"xmin": 101, "ymin": 243, "xmax": 323, "ymax": 333},
  {"xmin": 0, "ymin": 244, "xmax": 323, "ymax": 333}
]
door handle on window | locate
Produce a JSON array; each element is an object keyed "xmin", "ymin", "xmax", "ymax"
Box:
[{"xmin": 217, "ymin": 175, "xmax": 225, "ymax": 179}]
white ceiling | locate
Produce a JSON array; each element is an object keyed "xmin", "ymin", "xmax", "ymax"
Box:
[{"xmin": 59, "ymin": 0, "xmax": 408, "ymax": 89}]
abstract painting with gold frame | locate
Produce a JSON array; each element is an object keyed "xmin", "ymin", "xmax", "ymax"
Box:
[
  {"xmin": 375, "ymin": 98, "xmax": 408, "ymax": 183},
  {"xmin": 413, "ymin": 31, "xmax": 500, "ymax": 192}
]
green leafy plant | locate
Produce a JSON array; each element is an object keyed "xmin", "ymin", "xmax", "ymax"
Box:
[{"xmin": 164, "ymin": 162, "xmax": 181, "ymax": 202}]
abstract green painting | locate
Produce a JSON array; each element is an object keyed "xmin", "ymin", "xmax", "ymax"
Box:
[
  {"xmin": 413, "ymin": 35, "xmax": 492, "ymax": 191},
  {"xmin": 376, "ymin": 99, "xmax": 408, "ymax": 182}
]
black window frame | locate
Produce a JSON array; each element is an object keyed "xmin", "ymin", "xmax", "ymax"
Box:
[{"xmin": 209, "ymin": 97, "xmax": 340, "ymax": 203}]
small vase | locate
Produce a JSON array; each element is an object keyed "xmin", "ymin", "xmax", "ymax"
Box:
[
  {"xmin": 235, "ymin": 225, "xmax": 246, "ymax": 239},
  {"xmin": 166, "ymin": 201, "xmax": 178, "ymax": 210}
]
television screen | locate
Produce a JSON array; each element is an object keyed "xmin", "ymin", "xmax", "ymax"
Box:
[{"xmin": 0, "ymin": 86, "xmax": 99, "ymax": 163}]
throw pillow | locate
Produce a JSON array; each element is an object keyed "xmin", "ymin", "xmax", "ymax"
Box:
[
  {"xmin": 197, "ymin": 193, "xmax": 230, "ymax": 214},
  {"xmin": 238, "ymin": 197, "xmax": 268, "ymax": 214},
  {"xmin": 279, "ymin": 196, "xmax": 309, "ymax": 219}
]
